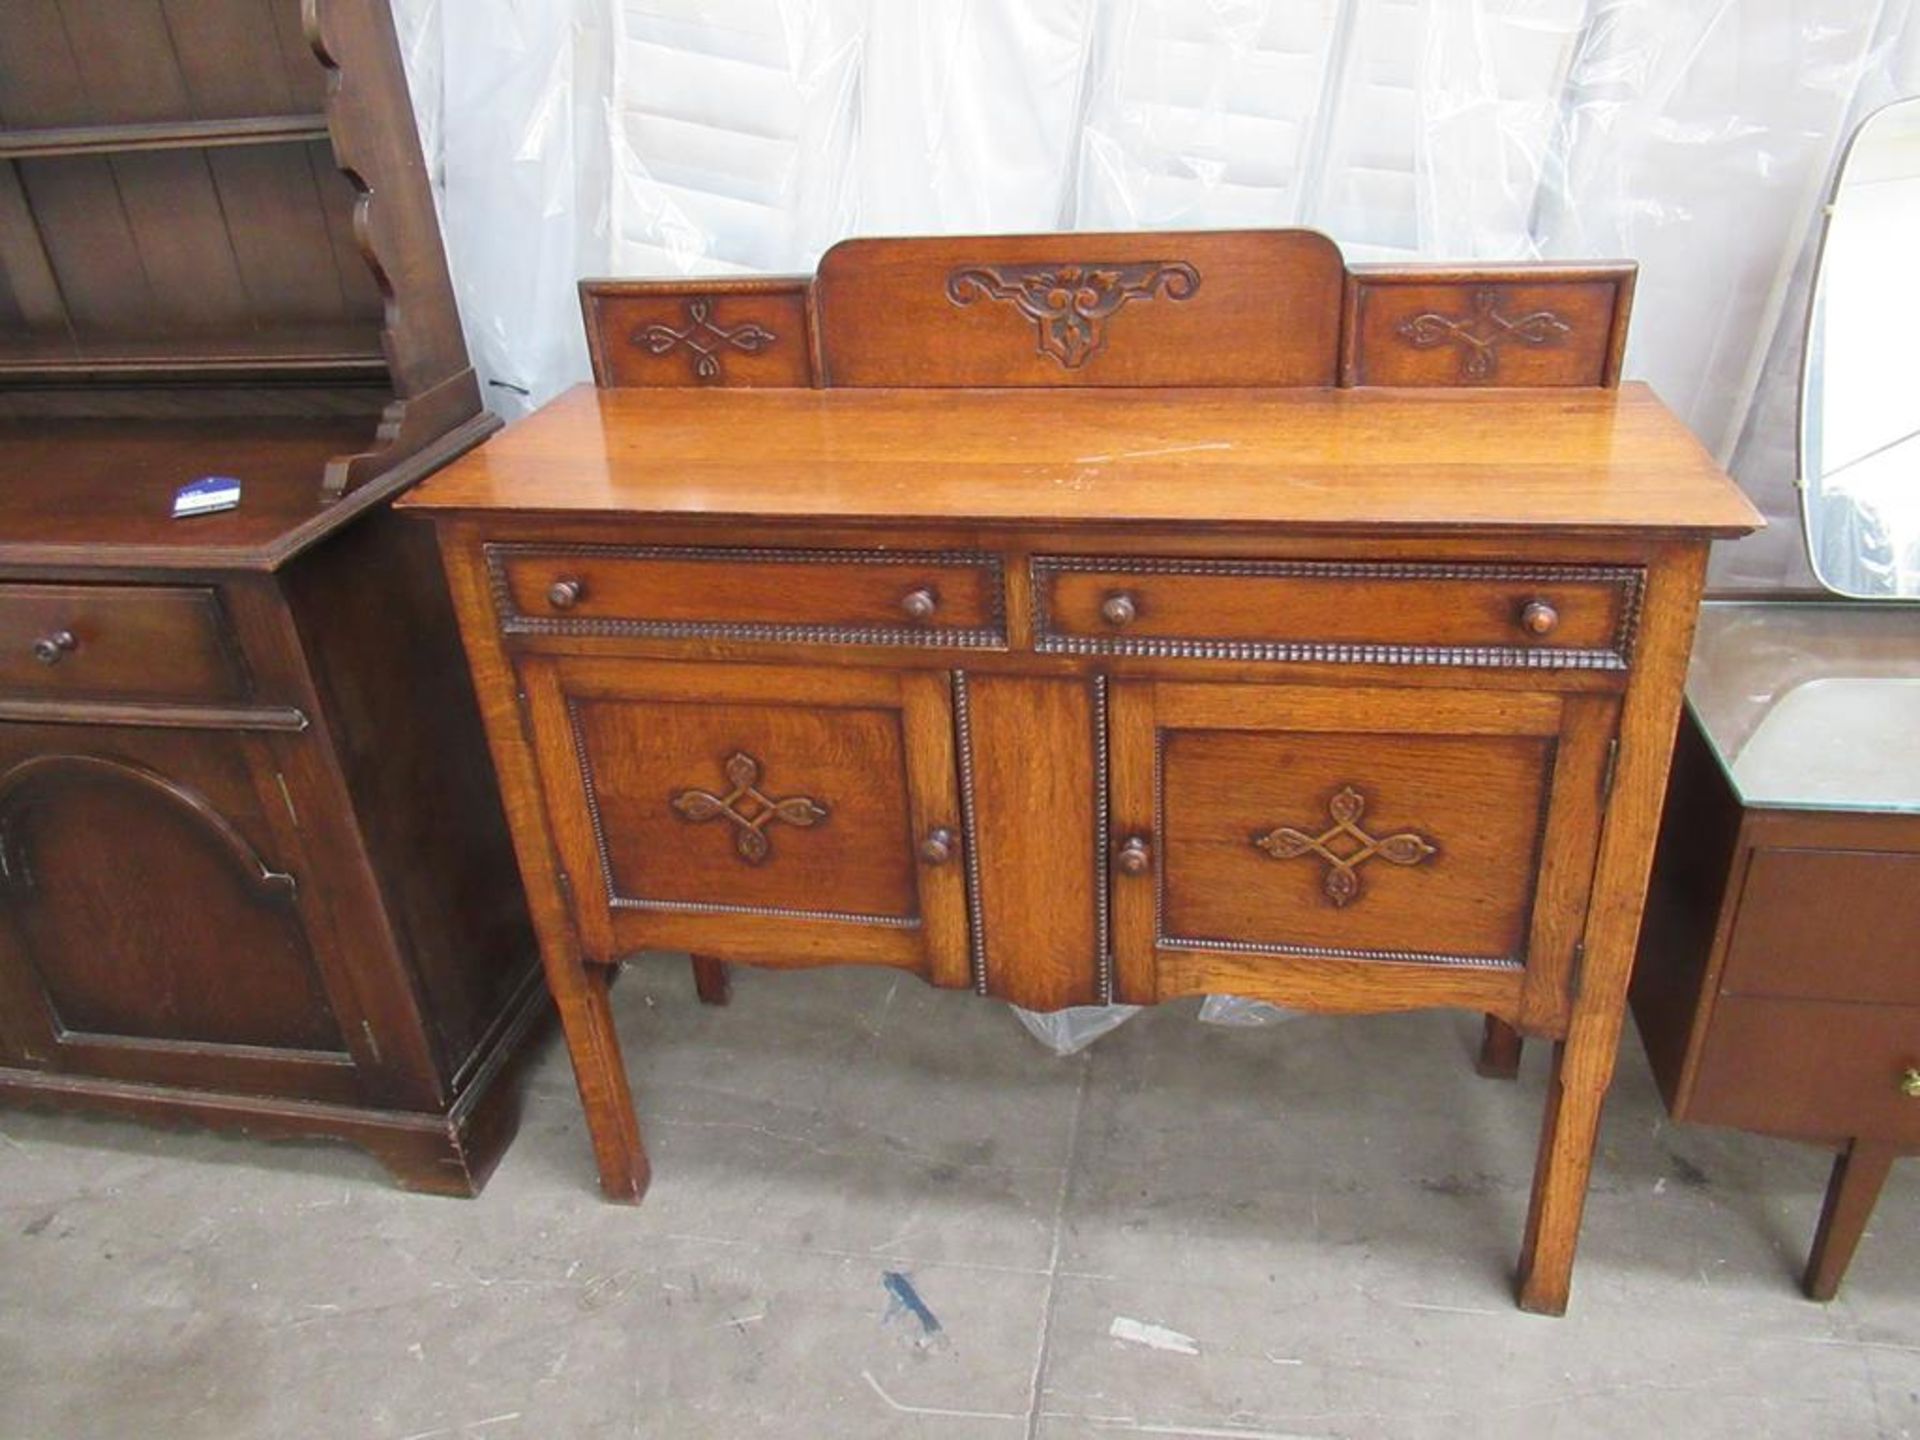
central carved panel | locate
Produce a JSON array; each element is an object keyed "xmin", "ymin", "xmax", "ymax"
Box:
[
  {"xmin": 670, "ymin": 751, "xmax": 827, "ymax": 864},
  {"xmin": 1253, "ymin": 785, "xmax": 1437, "ymax": 908},
  {"xmin": 945, "ymin": 261, "xmax": 1200, "ymax": 369}
]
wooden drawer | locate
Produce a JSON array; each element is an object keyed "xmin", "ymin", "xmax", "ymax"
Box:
[
  {"xmin": 487, "ymin": 543, "xmax": 1006, "ymax": 649},
  {"xmin": 1722, "ymin": 848, "xmax": 1920, "ymax": 1007},
  {"xmin": 1689, "ymin": 995, "xmax": 1920, "ymax": 1145},
  {"xmin": 1031, "ymin": 556, "xmax": 1641, "ymax": 669},
  {"xmin": 0, "ymin": 583, "xmax": 248, "ymax": 705}
]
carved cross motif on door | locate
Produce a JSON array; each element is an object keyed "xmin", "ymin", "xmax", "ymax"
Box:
[
  {"xmin": 670, "ymin": 752, "xmax": 827, "ymax": 864},
  {"xmin": 945, "ymin": 261, "xmax": 1201, "ymax": 369},
  {"xmin": 1395, "ymin": 288, "xmax": 1570, "ymax": 381},
  {"xmin": 1253, "ymin": 785, "xmax": 1436, "ymax": 907}
]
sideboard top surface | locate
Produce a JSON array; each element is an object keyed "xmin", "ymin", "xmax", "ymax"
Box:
[{"xmin": 400, "ymin": 382, "xmax": 1761, "ymax": 537}]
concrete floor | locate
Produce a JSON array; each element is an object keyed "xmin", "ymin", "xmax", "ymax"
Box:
[{"xmin": 2, "ymin": 961, "xmax": 1915, "ymax": 1439}]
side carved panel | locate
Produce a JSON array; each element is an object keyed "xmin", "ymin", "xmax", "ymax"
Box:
[
  {"xmin": 1394, "ymin": 288, "xmax": 1571, "ymax": 382},
  {"xmin": 638, "ymin": 299, "xmax": 779, "ymax": 382}
]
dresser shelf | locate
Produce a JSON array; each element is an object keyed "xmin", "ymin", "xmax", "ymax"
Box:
[{"xmin": 0, "ymin": 113, "xmax": 332, "ymax": 161}]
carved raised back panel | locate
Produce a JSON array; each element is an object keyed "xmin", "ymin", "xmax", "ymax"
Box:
[{"xmin": 580, "ymin": 232, "xmax": 1634, "ymax": 393}]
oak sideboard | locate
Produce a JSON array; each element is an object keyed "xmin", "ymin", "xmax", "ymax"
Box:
[{"xmin": 400, "ymin": 230, "xmax": 1762, "ymax": 1312}]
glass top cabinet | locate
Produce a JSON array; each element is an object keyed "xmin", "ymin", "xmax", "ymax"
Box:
[{"xmin": 1629, "ymin": 95, "xmax": 1920, "ymax": 1302}]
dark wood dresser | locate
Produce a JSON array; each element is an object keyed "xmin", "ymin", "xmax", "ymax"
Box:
[
  {"xmin": 1633, "ymin": 601, "xmax": 1920, "ymax": 1299},
  {"xmin": 0, "ymin": 0, "xmax": 539, "ymax": 1194},
  {"xmin": 401, "ymin": 231, "xmax": 1762, "ymax": 1310}
]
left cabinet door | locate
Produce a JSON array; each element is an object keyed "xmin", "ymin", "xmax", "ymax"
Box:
[
  {"xmin": 518, "ymin": 656, "xmax": 973, "ymax": 985},
  {"xmin": 0, "ymin": 725, "xmax": 362, "ymax": 1102}
]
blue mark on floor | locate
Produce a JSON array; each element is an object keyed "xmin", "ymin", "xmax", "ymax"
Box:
[{"xmin": 881, "ymin": 1270, "xmax": 942, "ymax": 1337}]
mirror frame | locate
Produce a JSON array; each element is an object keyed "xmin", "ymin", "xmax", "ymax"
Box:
[{"xmin": 1798, "ymin": 94, "xmax": 1920, "ymax": 603}]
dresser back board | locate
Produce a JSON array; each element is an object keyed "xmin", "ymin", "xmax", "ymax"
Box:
[{"xmin": 579, "ymin": 230, "xmax": 1634, "ymax": 393}]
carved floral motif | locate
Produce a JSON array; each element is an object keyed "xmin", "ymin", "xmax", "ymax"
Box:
[
  {"xmin": 1395, "ymin": 288, "xmax": 1570, "ymax": 381},
  {"xmin": 636, "ymin": 298, "xmax": 777, "ymax": 382},
  {"xmin": 945, "ymin": 261, "xmax": 1201, "ymax": 369},
  {"xmin": 670, "ymin": 751, "xmax": 827, "ymax": 864},
  {"xmin": 1253, "ymin": 785, "xmax": 1436, "ymax": 908}
]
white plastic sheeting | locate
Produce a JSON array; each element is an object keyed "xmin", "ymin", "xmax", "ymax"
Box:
[{"xmin": 385, "ymin": 1, "xmax": 1920, "ymax": 1046}]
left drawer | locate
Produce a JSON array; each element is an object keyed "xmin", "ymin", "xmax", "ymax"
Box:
[
  {"xmin": 486, "ymin": 543, "xmax": 1007, "ymax": 649},
  {"xmin": 0, "ymin": 584, "xmax": 248, "ymax": 704}
]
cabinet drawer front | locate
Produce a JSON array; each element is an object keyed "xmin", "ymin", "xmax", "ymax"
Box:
[
  {"xmin": 1690, "ymin": 996, "xmax": 1920, "ymax": 1145},
  {"xmin": 1723, "ymin": 849, "xmax": 1920, "ymax": 1007},
  {"xmin": 1033, "ymin": 557, "xmax": 1641, "ymax": 669},
  {"xmin": 0, "ymin": 584, "xmax": 248, "ymax": 704},
  {"xmin": 488, "ymin": 543, "xmax": 1006, "ymax": 649}
]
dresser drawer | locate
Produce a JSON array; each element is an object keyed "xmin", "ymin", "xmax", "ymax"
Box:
[
  {"xmin": 0, "ymin": 584, "xmax": 248, "ymax": 705},
  {"xmin": 1032, "ymin": 557, "xmax": 1641, "ymax": 669},
  {"xmin": 1690, "ymin": 995, "xmax": 1920, "ymax": 1145},
  {"xmin": 1721, "ymin": 848, "xmax": 1920, "ymax": 1007},
  {"xmin": 487, "ymin": 543, "xmax": 1006, "ymax": 648}
]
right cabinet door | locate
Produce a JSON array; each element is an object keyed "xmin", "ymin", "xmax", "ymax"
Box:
[{"xmin": 1108, "ymin": 681, "xmax": 1618, "ymax": 1026}]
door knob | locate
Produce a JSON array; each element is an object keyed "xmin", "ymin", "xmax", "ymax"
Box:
[
  {"xmin": 1519, "ymin": 599, "xmax": 1560, "ymax": 636},
  {"xmin": 1899, "ymin": 1067, "xmax": 1920, "ymax": 1098},
  {"xmin": 32, "ymin": 630, "xmax": 77, "ymax": 666},
  {"xmin": 1115, "ymin": 835, "xmax": 1153, "ymax": 875},
  {"xmin": 919, "ymin": 826, "xmax": 957, "ymax": 865}
]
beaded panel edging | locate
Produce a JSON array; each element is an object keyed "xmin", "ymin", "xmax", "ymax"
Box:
[
  {"xmin": 487, "ymin": 542, "xmax": 1008, "ymax": 650},
  {"xmin": 1030, "ymin": 556, "xmax": 1643, "ymax": 670},
  {"xmin": 952, "ymin": 671, "xmax": 990, "ymax": 995}
]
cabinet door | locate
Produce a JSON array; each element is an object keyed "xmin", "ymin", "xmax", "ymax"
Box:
[
  {"xmin": 520, "ymin": 657, "xmax": 971, "ymax": 984},
  {"xmin": 1109, "ymin": 681, "xmax": 1616, "ymax": 1027},
  {"xmin": 0, "ymin": 726, "xmax": 362, "ymax": 1102}
]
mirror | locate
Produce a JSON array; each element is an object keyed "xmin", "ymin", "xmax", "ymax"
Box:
[{"xmin": 1802, "ymin": 97, "xmax": 1920, "ymax": 599}]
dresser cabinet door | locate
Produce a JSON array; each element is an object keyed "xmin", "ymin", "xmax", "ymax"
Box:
[
  {"xmin": 0, "ymin": 726, "xmax": 362, "ymax": 1102},
  {"xmin": 519, "ymin": 658, "xmax": 971, "ymax": 984},
  {"xmin": 1108, "ymin": 682, "xmax": 1617, "ymax": 1025}
]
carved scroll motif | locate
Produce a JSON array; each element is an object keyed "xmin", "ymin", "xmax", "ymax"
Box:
[
  {"xmin": 945, "ymin": 261, "xmax": 1201, "ymax": 369},
  {"xmin": 1253, "ymin": 786, "xmax": 1436, "ymax": 908},
  {"xmin": 1395, "ymin": 288, "xmax": 1570, "ymax": 381},
  {"xmin": 636, "ymin": 298, "xmax": 777, "ymax": 382},
  {"xmin": 670, "ymin": 751, "xmax": 827, "ymax": 864}
]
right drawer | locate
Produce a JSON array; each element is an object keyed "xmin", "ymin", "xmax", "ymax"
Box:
[
  {"xmin": 0, "ymin": 583, "xmax": 249, "ymax": 705},
  {"xmin": 1690, "ymin": 995, "xmax": 1920, "ymax": 1145},
  {"xmin": 1722, "ymin": 848, "xmax": 1920, "ymax": 1006},
  {"xmin": 1030, "ymin": 556, "xmax": 1642, "ymax": 669}
]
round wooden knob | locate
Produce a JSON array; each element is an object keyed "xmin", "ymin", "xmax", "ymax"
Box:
[
  {"xmin": 1900, "ymin": 1067, "xmax": 1920, "ymax": 1098},
  {"xmin": 1101, "ymin": 592, "xmax": 1139, "ymax": 628},
  {"xmin": 32, "ymin": 630, "xmax": 76, "ymax": 666},
  {"xmin": 919, "ymin": 827, "xmax": 956, "ymax": 865},
  {"xmin": 547, "ymin": 578, "xmax": 585, "ymax": 610},
  {"xmin": 1519, "ymin": 599, "xmax": 1559, "ymax": 637},
  {"xmin": 1115, "ymin": 835, "xmax": 1152, "ymax": 875},
  {"xmin": 901, "ymin": 587, "xmax": 938, "ymax": 622}
]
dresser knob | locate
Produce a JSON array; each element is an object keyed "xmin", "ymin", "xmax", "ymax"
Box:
[
  {"xmin": 547, "ymin": 578, "xmax": 585, "ymax": 610},
  {"xmin": 919, "ymin": 827, "xmax": 957, "ymax": 865},
  {"xmin": 32, "ymin": 630, "xmax": 77, "ymax": 666},
  {"xmin": 901, "ymin": 587, "xmax": 938, "ymax": 622},
  {"xmin": 1900, "ymin": 1068, "xmax": 1920, "ymax": 1098},
  {"xmin": 1519, "ymin": 599, "xmax": 1559, "ymax": 636},
  {"xmin": 1101, "ymin": 592, "xmax": 1139, "ymax": 628},
  {"xmin": 1115, "ymin": 835, "xmax": 1153, "ymax": 875}
]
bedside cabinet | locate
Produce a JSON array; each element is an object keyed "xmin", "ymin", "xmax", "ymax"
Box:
[{"xmin": 1632, "ymin": 601, "xmax": 1920, "ymax": 1299}]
